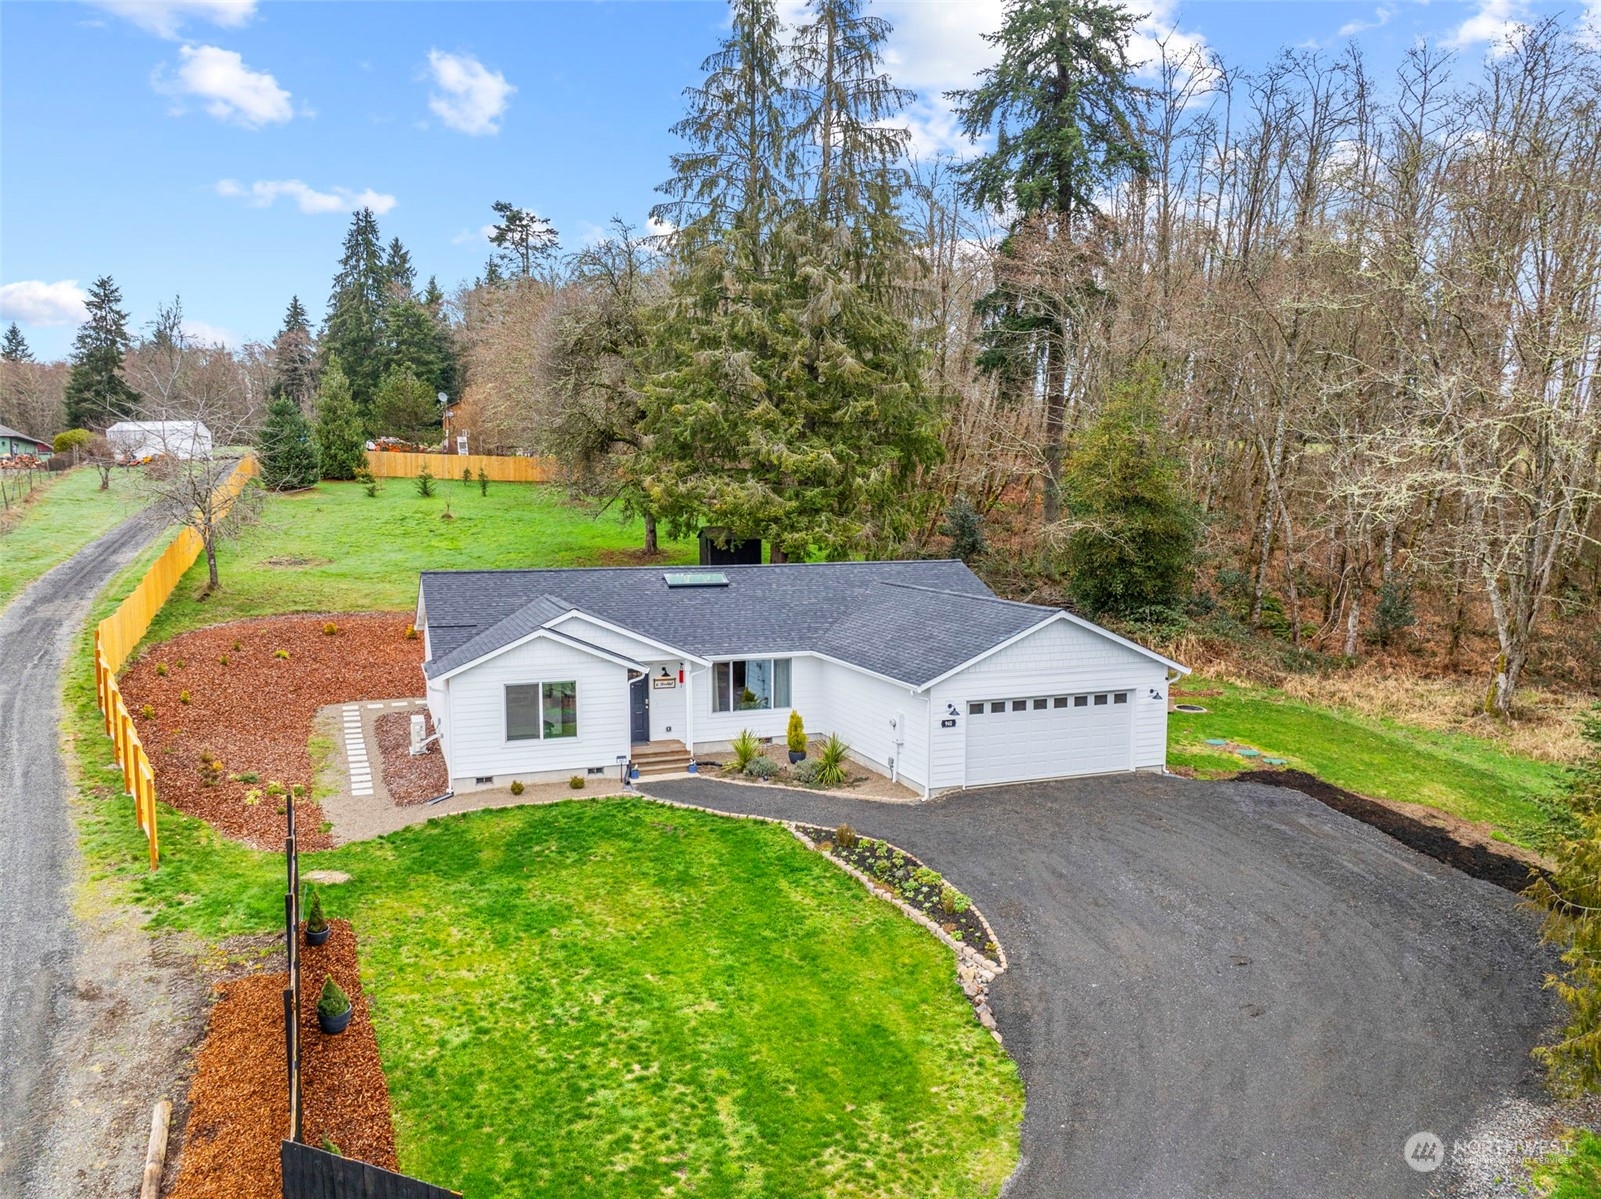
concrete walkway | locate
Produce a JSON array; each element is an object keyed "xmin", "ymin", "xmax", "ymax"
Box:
[{"xmin": 642, "ymin": 772, "xmax": 1559, "ymax": 1199}]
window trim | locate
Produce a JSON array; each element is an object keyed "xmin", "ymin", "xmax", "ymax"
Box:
[
  {"xmin": 712, "ymin": 657, "xmax": 792, "ymax": 713},
  {"xmin": 504, "ymin": 680, "xmax": 579, "ymax": 743}
]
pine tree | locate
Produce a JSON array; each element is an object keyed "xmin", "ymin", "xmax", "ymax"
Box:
[
  {"xmin": 271, "ymin": 296, "xmax": 318, "ymax": 411},
  {"xmin": 1060, "ymin": 362, "xmax": 1198, "ymax": 617},
  {"xmin": 372, "ymin": 365, "xmax": 441, "ymax": 443},
  {"xmin": 63, "ymin": 276, "xmax": 140, "ymax": 429},
  {"xmin": 487, "ymin": 202, "xmax": 559, "ymax": 278},
  {"xmin": 2, "ymin": 323, "xmax": 33, "ymax": 362},
  {"xmin": 951, "ymin": 0, "xmax": 1148, "ymax": 524},
  {"xmin": 790, "ymin": 0, "xmax": 912, "ymax": 259},
  {"xmin": 384, "ymin": 236, "xmax": 416, "ymax": 300},
  {"xmin": 476, "ymin": 257, "xmax": 507, "ymax": 289},
  {"xmin": 382, "ymin": 299, "xmax": 458, "ymax": 401},
  {"xmin": 258, "ymin": 394, "xmax": 320, "ymax": 490},
  {"xmin": 313, "ymin": 358, "xmax": 367, "ymax": 480},
  {"xmin": 652, "ymin": 0, "xmax": 794, "ymax": 261},
  {"xmin": 322, "ymin": 208, "xmax": 389, "ymax": 418}
]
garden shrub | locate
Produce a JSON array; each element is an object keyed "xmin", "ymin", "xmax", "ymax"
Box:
[
  {"xmin": 415, "ymin": 467, "xmax": 435, "ymax": 498},
  {"xmin": 569, "ymin": 775, "xmax": 585, "ymax": 789},
  {"xmin": 323, "ymin": 622, "xmax": 338, "ymax": 636},
  {"xmin": 834, "ymin": 823, "xmax": 858, "ymax": 849},
  {"xmin": 815, "ymin": 734, "xmax": 850, "ymax": 786},
  {"xmin": 52, "ymin": 428, "xmax": 91, "ymax": 455},
  {"xmin": 273, "ymin": 649, "xmax": 290, "ymax": 660},
  {"xmin": 218, "ymin": 654, "xmax": 228, "ymax": 665},
  {"xmin": 232, "ymin": 640, "xmax": 242, "ymax": 652},
  {"xmin": 403, "ymin": 625, "xmax": 419, "ymax": 640},
  {"xmin": 787, "ymin": 710, "xmax": 807, "ymax": 755},
  {"xmin": 791, "ymin": 758, "xmax": 822, "ymax": 784},
  {"xmin": 140, "ymin": 704, "xmax": 154, "ymax": 720},
  {"xmin": 940, "ymin": 496, "xmax": 986, "ymax": 563},
  {"xmin": 510, "ymin": 780, "xmax": 525, "ymax": 795},
  {"xmin": 305, "ymin": 888, "xmax": 328, "ymax": 934},
  {"xmin": 477, "ymin": 469, "xmax": 489, "ymax": 496},
  {"xmin": 730, "ymin": 729, "xmax": 761, "ymax": 772},
  {"xmin": 317, "ymin": 975, "xmax": 350, "ymax": 1018},
  {"xmin": 244, "ymin": 790, "xmax": 261, "ymax": 805},
  {"xmin": 179, "ymin": 690, "xmax": 190, "ymax": 705},
  {"xmin": 744, "ymin": 756, "xmax": 780, "ymax": 779},
  {"xmin": 155, "ymin": 662, "xmax": 168, "ymax": 677},
  {"xmin": 940, "ymin": 885, "xmax": 970, "ymax": 915}
]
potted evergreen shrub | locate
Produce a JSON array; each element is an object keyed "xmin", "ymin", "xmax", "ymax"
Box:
[
  {"xmin": 317, "ymin": 975, "xmax": 353, "ymax": 1035},
  {"xmin": 786, "ymin": 711, "xmax": 808, "ymax": 764},
  {"xmin": 304, "ymin": 887, "xmax": 330, "ymax": 946}
]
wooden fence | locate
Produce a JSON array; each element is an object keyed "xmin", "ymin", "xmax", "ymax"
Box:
[
  {"xmin": 281, "ymin": 1141, "xmax": 460, "ymax": 1199},
  {"xmin": 93, "ymin": 455, "xmax": 259, "ymax": 871},
  {"xmin": 363, "ymin": 451, "xmax": 553, "ymax": 483}
]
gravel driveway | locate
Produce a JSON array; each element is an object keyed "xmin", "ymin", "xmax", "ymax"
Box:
[
  {"xmin": 644, "ymin": 772, "xmax": 1559, "ymax": 1199},
  {"xmin": 0, "ymin": 510, "xmax": 191, "ymax": 1198}
]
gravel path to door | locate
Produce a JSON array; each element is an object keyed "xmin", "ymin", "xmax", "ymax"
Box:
[
  {"xmin": 0, "ymin": 510, "xmax": 208, "ymax": 1199},
  {"xmin": 642, "ymin": 772, "xmax": 1561, "ymax": 1199}
]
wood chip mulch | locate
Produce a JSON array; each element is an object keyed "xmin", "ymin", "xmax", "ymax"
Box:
[
  {"xmin": 122, "ymin": 613, "xmax": 423, "ymax": 850},
  {"xmin": 168, "ymin": 920, "xmax": 397, "ymax": 1199},
  {"xmin": 376, "ymin": 710, "xmax": 449, "ymax": 805}
]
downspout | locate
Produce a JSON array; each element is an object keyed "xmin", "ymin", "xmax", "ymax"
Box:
[{"xmin": 683, "ymin": 662, "xmax": 697, "ymax": 771}]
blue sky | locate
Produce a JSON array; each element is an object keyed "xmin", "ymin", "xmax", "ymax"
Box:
[{"xmin": 1, "ymin": 0, "xmax": 1593, "ymax": 359}]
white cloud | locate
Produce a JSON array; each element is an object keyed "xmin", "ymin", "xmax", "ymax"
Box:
[
  {"xmin": 181, "ymin": 318, "xmax": 236, "ymax": 346},
  {"xmin": 1338, "ymin": 7, "xmax": 1393, "ymax": 38},
  {"xmin": 0, "ymin": 280, "xmax": 89, "ymax": 326},
  {"xmin": 88, "ymin": 0, "xmax": 253, "ymax": 39},
  {"xmin": 216, "ymin": 178, "xmax": 397, "ymax": 215},
  {"xmin": 1446, "ymin": 0, "xmax": 1531, "ymax": 49},
  {"xmin": 154, "ymin": 44, "xmax": 293, "ymax": 127},
  {"xmin": 451, "ymin": 223, "xmax": 497, "ymax": 246},
  {"xmin": 877, "ymin": 0, "xmax": 1004, "ymax": 95},
  {"xmin": 425, "ymin": 50, "xmax": 514, "ymax": 136}
]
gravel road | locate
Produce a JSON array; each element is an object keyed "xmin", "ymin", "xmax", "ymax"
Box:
[
  {"xmin": 645, "ymin": 772, "xmax": 1561, "ymax": 1199},
  {"xmin": 0, "ymin": 510, "xmax": 206, "ymax": 1198}
]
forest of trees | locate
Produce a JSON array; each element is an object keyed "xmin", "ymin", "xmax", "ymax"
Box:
[{"xmin": 2, "ymin": 0, "xmax": 1598, "ymax": 718}]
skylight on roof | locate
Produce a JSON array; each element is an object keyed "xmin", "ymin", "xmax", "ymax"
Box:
[{"xmin": 663, "ymin": 570, "xmax": 729, "ymax": 588}]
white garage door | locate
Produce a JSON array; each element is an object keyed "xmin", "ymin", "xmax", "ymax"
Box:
[{"xmin": 964, "ymin": 690, "xmax": 1133, "ymax": 786}]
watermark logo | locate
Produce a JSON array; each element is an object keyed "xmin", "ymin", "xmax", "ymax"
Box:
[{"xmin": 1404, "ymin": 1132, "xmax": 1444, "ymax": 1173}]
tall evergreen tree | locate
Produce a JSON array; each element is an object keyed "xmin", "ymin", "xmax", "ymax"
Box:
[
  {"xmin": 384, "ymin": 236, "xmax": 417, "ymax": 299},
  {"xmin": 476, "ymin": 256, "xmax": 507, "ymax": 289},
  {"xmin": 2, "ymin": 323, "xmax": 33, "ymax": 362},
  {"xmin": 372, "ymin": 365, "xmax": 441, "ymax": 443},
  {"xmin": 951, "ymin": 0, "xmax": 1148, "ymax": 524},
  {"xmin": 651, "ymin": 0, "xmax": 794, "ymax": 261},
  {"xmin": 383, "ymin": 298, "xmax": 458, "ymax": 401},
  {"xmin": 258, "ymin": 394, "xmax": 321, "ymax": 490},
  {"xmin": 487, "ymin": 202, "xmax": 559, "ymax": 278},
  {"xmin": 322, "ymin": 208, "xmax": 389, "ymax": 417},
  {"xmin": 271, "ymin": 296, "xmax": 318, "ymax": 411},
  {"xmin": 313, "ymin": 358, "xmax": 367, "ymax": 480},
  {"xmin": 63, "ymin": 276, "xmax": 140, "ymax": 429}
]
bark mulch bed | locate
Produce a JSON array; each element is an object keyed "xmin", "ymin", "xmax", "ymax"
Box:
[
  {"xmin": 168, "ymin": 920, "xmax": 396, "ymax": 1199},
  {"xmin": 1234, "ymin": 768, "xmax": 1552, "ymax": 894},
  {"xmin": 122, "ymin": 613, "xmax": 423, "ymax": 850},
  {"xmin": 795, "ymin": 823, "xmax": 997, "ymax": 955},
  {"xmin": 376, "ymin": 710, "xmax": 449, "ymax": 805}
]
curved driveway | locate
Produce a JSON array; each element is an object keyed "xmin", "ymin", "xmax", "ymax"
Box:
[
  {"xmin": 645, "ymin": 772, "xmax": 1557, "ymax": 1199},
  {"xmin": 0, "ymin": 511, "xmax": 159, "ymax": 1194}
]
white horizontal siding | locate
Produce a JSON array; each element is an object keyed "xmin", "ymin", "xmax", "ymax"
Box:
[
  {"xmin": 548, "ymin": 612, "xmax": 689, "ymax": 664},
  {"xmin": 808, "ymin": 660, "xmax": 929, "ymax": 788},
  {"xmin": 688, "ymin": 655, "xmax": 823, "ymax": 747},
  {"xmin": 927, "ymin": 620, "xmax": 1170, "ymax": 790},
  {"xmin": 443, "ymin": 635, "xmax": 629, "ymax": 789}
]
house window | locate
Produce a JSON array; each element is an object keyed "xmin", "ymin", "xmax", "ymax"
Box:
[
  {"xmin": 1012, "ymin": 699, "xmax": 1027, "ymax": 711},
  {"xmin": 1053, "ymin": 697, "xmax": 1068, "ymax": 708},
  {"xmin": 969, "ymin": 702, "xmax": 984, "ymax": 715},
  {"xmin": 505, "ymin": 681, "xmax": 578, "ymax": 741},
  {"xmin": 990, "ymin": 701, "xmax": 1005, "ymax": 713},
  {"xmin": 713, "ymin": 658, "xmax": 792, "ymax": 712},
  {"xmin": 1074, "ymin": 696, "xmax": 1088, "ymax": 707},
  {"xmin": 1114, "ymin": 692, "xmax": 1128, "ymax": 704},
  {"xmin": 1094, "ymin": 694, "xmax": 1108, "ymax": 705},
  {"xmin": 1033, "ymin": 698, "xmax": 1048, "ymax": 710}
]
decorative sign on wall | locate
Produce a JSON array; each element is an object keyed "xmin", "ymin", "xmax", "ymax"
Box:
[
  {"xmin": 941, "ymin": 718, "xmax": 957, "ymax": 728},
  {"xmin": 652, "ymin": 675, "xmax": 677, "ymax": 690}
]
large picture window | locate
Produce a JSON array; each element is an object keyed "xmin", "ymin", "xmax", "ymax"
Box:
[
  {"xmin": 713, "ymin": 658, "xmax": 791, "ymax": 712},
  {"xmin": 505, "ymin": 681, "xmax": 578, "ymax": 741}
]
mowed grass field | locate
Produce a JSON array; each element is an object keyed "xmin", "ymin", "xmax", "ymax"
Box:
[
  {"xmin": 141, "ymin": 479, "xmax": 697, "ymax": 644},
  {"xmin": 1167, "ymin": 678, "xmax": 1570, "ymax": 851},
  {"xmin": 0, "ymin": 465, "xmax": 150, "ymax": 611}
]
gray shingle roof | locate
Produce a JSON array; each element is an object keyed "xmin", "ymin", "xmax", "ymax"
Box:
[
  {"xmin": 0, "ymin": 424, "xmax": 49, "ymax": 445},
  {"xmin": 420, "ymin": 560, "xmax": 1059, "ymax": 686}
]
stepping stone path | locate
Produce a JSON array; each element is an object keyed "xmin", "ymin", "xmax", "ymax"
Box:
[{"xmin": 342, "ymin": 704, "xmax": 373, "ymax": 797}]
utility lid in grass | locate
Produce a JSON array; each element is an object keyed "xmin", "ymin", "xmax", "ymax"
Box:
[
  {"xmin": 1205, "ymin": 738, "xmax": 1228, "ymax": 746},
  {"xmin": 1263, "ymin": 758, "xmax": 1287, "ymax": 766},
  {"xmin": 1236, "ymin": 748, "xmax": 1261, "ymax": 757},
  {"xmin": 1174, "ymin": 704, "xmax": 1208, "ymax": 713}
]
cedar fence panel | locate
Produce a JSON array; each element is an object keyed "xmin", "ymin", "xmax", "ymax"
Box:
[
  {"xmin": 364, "ymin": 451, "xmax": 553, "ymax": 483},
  {"xmin": 281, "ymin": 1141, "xmax": 460, "ymax": 1199},
  {"xmin": 92, "ymin": 455, "xmax": 259, "ymax": 870}
]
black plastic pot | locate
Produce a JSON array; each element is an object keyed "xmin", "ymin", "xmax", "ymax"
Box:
[
  {"xmin": 789, "ymin": 750, "xmax": 807, "ymax": 764},
  {"xmin": 318, "ymin": 1004, "xmax": 352, "ymax": 1035},
  {"xmin": 305, "ymin": 924, "xmax": 331, "ymax": 947}
]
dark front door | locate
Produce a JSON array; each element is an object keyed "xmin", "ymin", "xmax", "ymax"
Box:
[{"xmin": 630, "ymin": 675, "xmax": 650, "ymax": 744}]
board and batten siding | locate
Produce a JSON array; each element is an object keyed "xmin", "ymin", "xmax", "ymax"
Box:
[
  {"xmin": 439, "ymin": 635, "xmax": 630, "ymax": 789},
  {"xmin": 926, "ymin": 619, "xmax": 1171, "ymax": 791}
]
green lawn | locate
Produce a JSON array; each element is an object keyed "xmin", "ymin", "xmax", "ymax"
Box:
[
  {"xmin": 0, "ymin": 466, "xmax": 151, "ymax": 611},
  {"xmin": 1168, "ymin": 678, "xmax": 1571, "ymax": 851},
  {"xmin": 141, "ymin": 479, "xmax": 696, "ymax": 644},
  {"xmin": 1529, "ymin": 1130, "xmax": 1601, "ymax": 1198}
]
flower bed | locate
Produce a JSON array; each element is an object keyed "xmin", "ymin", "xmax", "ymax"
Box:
[
  {"xmin": 375, "ymin": 710, "xmax": 448, "ymax": 805},
  {"xmin": 795, "ymin": 823, "xmax": 996, "ymax": 955}
]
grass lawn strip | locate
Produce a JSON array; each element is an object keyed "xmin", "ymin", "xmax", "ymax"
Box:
[
  {"xmin": 121, "ymin": 614, "xmax": 423, "ymax": 850},
  {"xmin": 140, "ymin": 480, "xmax": 694, "ymax": 645},
  {"xmin": 1167, "ymin": 677, "xmax": 1571, "ymax": 851},
  {"xmin": 0, "ymin": 466, "xmax": 152, "ymax": 611}
]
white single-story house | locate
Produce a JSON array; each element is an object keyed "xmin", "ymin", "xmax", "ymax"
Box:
[
  {"xmin": 416, "ymin": 561, "xmax": 1188, "ymax": 798},
  {"xmin": 106, "ymin": 420, "xmax": 213, "ymax": 461}
]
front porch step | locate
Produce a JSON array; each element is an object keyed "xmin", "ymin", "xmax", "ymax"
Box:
[{"xmin": 632, "ymin": 742, "xmax": 692, "ymax": 778}]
